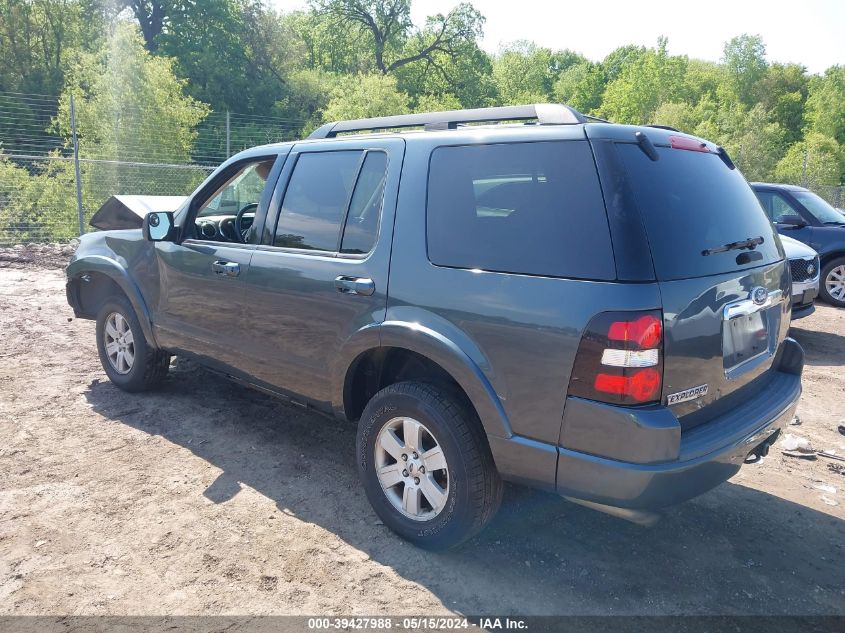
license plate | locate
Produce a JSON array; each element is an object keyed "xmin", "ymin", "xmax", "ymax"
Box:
[{"xmin": 724, "ymin": 311, "xmax": 769, "ymax": 366}]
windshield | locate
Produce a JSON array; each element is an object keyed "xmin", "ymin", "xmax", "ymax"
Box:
[{"xmin": 793, "ymin": 190, "xmax": 845, "ymax": 224}]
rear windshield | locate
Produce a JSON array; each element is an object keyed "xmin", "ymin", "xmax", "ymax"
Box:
[
  {"xmin": 618, "ymin": 144, "xmax": 783, "ymax": 281},
  {"xmin": 427, "ymin": 141, "xmax": 615, "ymax": 280}
]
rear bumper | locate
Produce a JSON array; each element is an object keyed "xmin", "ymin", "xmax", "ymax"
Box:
[
  {"xmin": 554, "ymin": 338, "xmax": 803, "ymax": 510},
  {"xmin": 489, "ymin": 338, "xmax": 804, "ymax": 511}
]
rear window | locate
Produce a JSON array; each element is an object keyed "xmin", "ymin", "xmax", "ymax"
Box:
[
  {"xmin": 426, "ymin": 141, "xmax": 615, "ymax": 279},
  {"xmin": 618, "ymin": 144, "xmax": 783, "ymax": 281}
]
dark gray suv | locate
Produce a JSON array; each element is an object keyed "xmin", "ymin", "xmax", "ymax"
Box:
[{"xmin": 66, "ymin": 104, "xmax": 804, "ymax": 549}]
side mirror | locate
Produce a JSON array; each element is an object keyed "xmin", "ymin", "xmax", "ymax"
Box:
[
  {"xmin": 777, "ymin": 214, "xmax": 807, "ymax": 228},
  {"xmin": 143, "ymin": 211, "xmax": 175, "ymax": 241}
]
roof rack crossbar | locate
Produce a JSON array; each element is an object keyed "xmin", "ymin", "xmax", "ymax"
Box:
[{"xmin": 308, "ymin": 103, "xmax": 588, "ymax": 139}]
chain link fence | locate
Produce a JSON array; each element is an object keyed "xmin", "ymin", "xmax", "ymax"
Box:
[{"xmin": 0, "ymin": 91, "xmax": 305, "ymax": 245}]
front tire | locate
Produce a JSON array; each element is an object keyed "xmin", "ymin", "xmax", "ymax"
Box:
[
  {"xmin": 357, "ymin": 381, "xmax": 502, "ymax": 550},
  {"xmin": 820, "ymin": 256, "xmax": 845, "ymax": 307},
  {"xmin": 95, "ymin": 295, "xmax": 170, "ymax": 392}
]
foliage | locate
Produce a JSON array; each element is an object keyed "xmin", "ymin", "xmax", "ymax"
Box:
[
  {"xmin": 2, "ymin": 0, "xmax": 845, "ymax": 245},
  {"xmin": 722, "ymin": 34, "xmax": 768, "ymax": 105},
  {"xmin": 492, "ymin": 41, "xmax": 560, "ymax": 104},
  {"xmin": 322, "ymin": 72, "xmax": 409, "ymax": 121},
  {"xmin": 599, "ymin": 38, "xmax": 687, "ymax": 124},
  {"xmin": 775, "ymin": 132, "xmax": 844, "ymax": 187},
  {"xmin": 311, "ymin": 0, "xmax": 484, "ymax": 78},
  {"xmin": 0, "ymin": 0, "xmax": 109, "ymax": 95},
  {"xmin": 55, "ymin": 22, "xmax": 209, "ymax": 163},
  {"xmin": 805, "ymin": 66, "xmax": 845, "ymax": 145}
]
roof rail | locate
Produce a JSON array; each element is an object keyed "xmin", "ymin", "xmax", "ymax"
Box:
[
  {"xmin": 307, "ymin": 103, "xmax": 588, "ymax": 139},
  {"xmin": 645, "ymin": 124, "xmax": 681, "ymax": 132}
]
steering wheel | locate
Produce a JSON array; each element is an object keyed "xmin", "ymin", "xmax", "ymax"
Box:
[{"xmin": 234, "ymin": 203, "xmax": 259, "ymax": 243}]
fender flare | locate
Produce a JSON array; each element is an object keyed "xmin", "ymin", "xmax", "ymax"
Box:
[
  {"xmin": 67, "ymin": 255, "xmax": 158, "ymax": 348},
  {"xmin": 331, "ymin": 320, "xmax": 512, "ymax": 439}
]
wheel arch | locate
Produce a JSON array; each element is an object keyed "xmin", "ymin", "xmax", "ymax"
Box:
[
  {"xmin": 67, "ymin": 255, "xmax": 157, "ymax": 347},
  {"xmin": 333, "ymin": 321, "xmax": 512, "ymax": 440},
  {"xmin": 820, "ymin": 249, "xmax": 845, "ymax": 269}
]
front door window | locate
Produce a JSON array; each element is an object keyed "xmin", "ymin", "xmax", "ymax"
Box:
[{"xmin": 193, "ymin": 159, "xmax": 276, "ymax": 242}]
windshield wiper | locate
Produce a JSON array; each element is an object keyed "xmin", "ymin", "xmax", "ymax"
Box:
[
  {"xmin": 823, "ymin": 221, "xmax": 845, "ymax": 226},
  {"xmin": 702, "ymin": 236, "xmax": 764, "ymax": 256}
]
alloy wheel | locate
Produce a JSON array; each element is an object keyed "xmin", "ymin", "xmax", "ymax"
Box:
[
  {"xmin": 103, "ymin": 311, "xmax": 135, "ymax": 375},
  {"xmin": 374, "ymin": 416, "xmax": 450, "ymax": 521},
  {"xmin": 825, "ymin": 264, "xmax": 845, "ymax": 302}
]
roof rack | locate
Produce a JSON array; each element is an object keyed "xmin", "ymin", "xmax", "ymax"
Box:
[{"xmin": 307, "ymin": 103, "xmax": 588, "ymax": 139}]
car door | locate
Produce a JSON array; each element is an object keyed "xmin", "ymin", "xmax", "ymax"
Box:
[
  {"xmin": 757, "ymin": 189, "xmax": 816, "ymax": 245},
  {"xmin": 239, "ymin": 138, "xmax": 404, "ymax": 406},
  {"xmin": 151, "ymin": 152, "xmax": 286, "ymax": 374}
]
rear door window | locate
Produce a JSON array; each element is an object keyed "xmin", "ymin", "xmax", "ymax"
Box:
[
  {"xmin": 275, "ymin": 151, "xmax": 361, "ymax": 250},
  {"xmin": 340, "ymin": 151, "xmax": 388, "ymax": 255},
  {"xmin": 617, "ymin": 144, "xmax": 783, "ymax": 281},
  {"xmin": 426, "ymin": 141, "xmax": 615, "ymax": 279}
]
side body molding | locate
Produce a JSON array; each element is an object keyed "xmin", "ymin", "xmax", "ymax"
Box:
[
  {"xmin": 330, "ymin": 320, "xmax": 513, "ymax": 440},
  {"xmin": 67, "ymin": 255, "xmax": 158, "ymax": 348}
]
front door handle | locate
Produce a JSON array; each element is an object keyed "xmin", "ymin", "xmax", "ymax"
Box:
[
  {"xmin": 212, "ymin": 261, "xmax": 240, "ymax": 277},
  {"xmin": 335, "ymin": 276, "xmax": 375, "ymax": 296}
]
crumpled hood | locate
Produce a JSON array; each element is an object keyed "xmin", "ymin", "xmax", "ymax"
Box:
[{"xmin": 89, "ymin": 195, "xmax": 188, "ymax": 230}]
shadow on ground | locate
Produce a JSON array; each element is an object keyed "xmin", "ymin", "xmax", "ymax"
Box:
[
  {"xmin": 84, "ymin": 359, "xmax": 843, "ymax": 616},
  {"xmin": 789, "ymin": 323, "xmax": 845, "ymax": 367}
]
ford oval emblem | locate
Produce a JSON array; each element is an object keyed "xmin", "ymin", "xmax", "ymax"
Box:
[{"xmin": 752, "ymin": 286, "xmax": 768, "ymax": 305}]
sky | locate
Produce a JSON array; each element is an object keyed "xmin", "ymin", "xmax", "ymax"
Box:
[{"xmin": 269, "ymin": 0, "xmax": 844, "ymax": 74}]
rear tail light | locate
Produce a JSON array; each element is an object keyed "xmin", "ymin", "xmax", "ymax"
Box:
[{"xmin": 568, "ymin": 310, "xmax": 663, "ymax": 406}]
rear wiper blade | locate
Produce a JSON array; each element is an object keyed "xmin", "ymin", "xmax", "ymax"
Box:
[{"xmin": 702, "ymin": 236, "xmax": 764, "ymax": 256}]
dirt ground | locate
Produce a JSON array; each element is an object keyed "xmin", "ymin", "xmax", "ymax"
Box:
[{"xmin": 1, "ymin": 245, "xmax": 844, "ymax": 616}]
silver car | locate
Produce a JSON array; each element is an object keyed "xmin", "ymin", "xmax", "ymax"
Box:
[{"xmin": 781, "ymin": 234, "xmax": 820, "ymax": 319}]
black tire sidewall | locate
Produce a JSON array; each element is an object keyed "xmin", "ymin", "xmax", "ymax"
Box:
[
  {"xmin": 95, "ymin": 296, "xmax": 151, "ymax": 391},
  {"xmin": 820, "ymin": 257, "xmax": 845, "ymax": 307},
  {"xmin": 357, "ymin": 386, "xmax": 484, "ymax": 549}
]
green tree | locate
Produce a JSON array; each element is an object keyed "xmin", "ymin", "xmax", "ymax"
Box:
[
  {"xmin": 722, "ymin": 34, "xmax": 767, "ymax": 105},
  {"xmin": 599, "ymin": 38, "xmax": 687, "ymax": 124},
  {"xmin": 0, "ymin": 0, "xmax": 108, "ymax": 95},
  {"xmin": 726, "ymin": 105, "xmax": 787, "ymax": 181},
  {"xmin": 19, "ymin": 22, "xmax": 213, "ymax": 239},
  {"xmin": 322, "ymin": 72, "xmax": 409, "ymax": 121},
  {"xmin": 553, "ymin": 61, "xmax": 605, "ymax": 113},
  {"xmin": 395, "ymin": 28, "xmax": 494, "ymax": 107},
  {"xmin": 653, "ymin": 101, "xmax": 701, "ymax": 133},
  {"xmin": 492, "ymin": 41, "xmax": 558, "ymax": 104},
  {"xmin": 601, "ymin": 44, "xmax": 647, "ymax": 83},
  {"xmin": 282, "ymin": 9, "xmax": 372, "ymax": 74},
  {"xmin": 750, "ymin": 63, "xmax": 809, "ymax": 144},
  {"xmin": 312, "ymin": 0, "xmax": 484, "ymax": 77},
  {"xmin": 56, "ymin": 22, "xmax": 209, "ymax": 163},
  {"xmin": 775, "ymin": 132, "xmax": 844, "ymax": 187},
  {"xmin": 805, "ymin": 66, "xmax": 845, "ymax": 145}
]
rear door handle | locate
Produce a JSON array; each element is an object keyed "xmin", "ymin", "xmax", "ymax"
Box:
[
  {"xmin": 212, "ymin": 261, "xmax": 240, "ymax": 277},
  {"xmin": 335, "ymin": 276, "xmax": 375, "ymax": 296}
]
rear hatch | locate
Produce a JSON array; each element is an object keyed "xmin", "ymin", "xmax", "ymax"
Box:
[{"xmin": 602, "ymin": 130, "xmax": 790, "ymax": 430}]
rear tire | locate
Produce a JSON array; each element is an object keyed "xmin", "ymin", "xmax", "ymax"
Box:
[
  {"xmin": 95, "ymin": 295, "xmax": 170, "ymax": 392},
  {"xmin": 357, "ymin": 381, "xmax": 502, "ymax": 550},
  {"xmin": 820, "ymin": 256, "xmax": 845, "ymax": 308}
]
